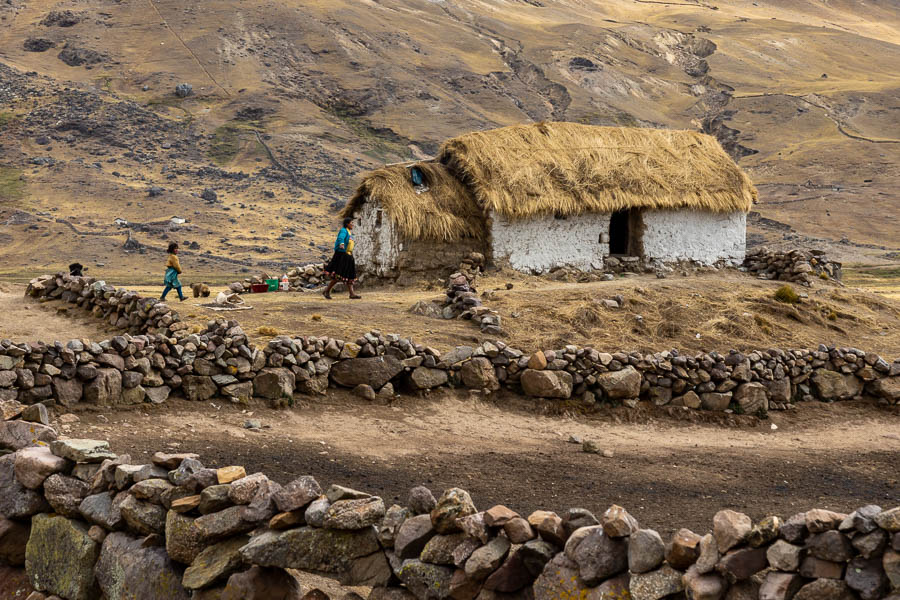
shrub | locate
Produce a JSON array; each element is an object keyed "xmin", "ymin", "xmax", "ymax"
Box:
[
  {"xmin": 819, "ymin": 272, "xmax": 829, "ymax": 280},
  {"xmin": 257, "ymin": 325, "xmax": 279, "ymax": 336},
  {"xmin": 774, "ymin": 285, "xmax": 800, "ymax": 304},
  {"xmin": 311, "ymin": 314, "xmax": 322, "ymax": 321},
  {"xmin": 827, "ymin": 310, "xmax": 838, "ymax": 321}
]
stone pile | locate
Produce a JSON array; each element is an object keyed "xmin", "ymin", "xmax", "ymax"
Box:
[
  {"xmin": 228, "ymin": 265, "xmax": 328, "ymax": 294},
  {"xmin": 743, "ymin": 247, "xmax": 843, "ymax": 285},
  {"xmin": 18, "ymin": 273, "xmax": 900, "ymax": 412},
  {"xmin": 438, "ymin": 272, "xmax": 503, "ymax": 336},
  {"xmin": 1, "ymin": 433, "xmax": 899, "ymax": 600}
]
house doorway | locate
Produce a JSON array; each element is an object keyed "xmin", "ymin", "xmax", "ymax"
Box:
[
  {"xmin": 608, "ymin": 209, "xmax": 643, "ymax": 256},
  {"xmin": 609, "ymin": 210, "xmax": 630, "ymax": 255}
]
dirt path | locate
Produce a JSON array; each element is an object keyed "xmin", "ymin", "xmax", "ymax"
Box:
[
  {"xmin": 0, "ymin": 289, "xmax": 118, "ymax": 343},
  {"xmin": 62, "ymin": 392, "xmax": 900, "ymax": 537}
]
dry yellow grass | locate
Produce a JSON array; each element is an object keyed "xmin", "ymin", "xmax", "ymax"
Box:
[
  {"xmin": 439, "ymin": 122, "xmax": 757, "ymax": 220},
  {"xmin": 344, "ymin": 162, "xmax": 484, "ymax": 241},
  {"xmin": 122, "ymin": 271, "xmax": 900, "ymax": 358}
]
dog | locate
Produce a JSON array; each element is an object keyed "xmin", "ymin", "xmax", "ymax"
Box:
[
  {"xmin": 69, "ymin": 262, "xmax": 84, "ymax": 277},
  {"xmin": 191, "ymin": 282, "xmax": 211, "ymax": 298}
]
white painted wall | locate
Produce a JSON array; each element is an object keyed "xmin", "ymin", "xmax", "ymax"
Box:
[
  {"xmin": 351, "ymin": 200, "xmax": 401, "ymax": 276},
  {"xmin": 641, "ymin": 210, "xmax": 746, "ymax": 265},
  {"xmin": 490, "ymin": 212, "xmax": 610, "ymax": 273}
]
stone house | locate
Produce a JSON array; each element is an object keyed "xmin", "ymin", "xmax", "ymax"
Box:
[{"xmin": 343, "ymin": 122, "xmax": 756, "ymax": 277}]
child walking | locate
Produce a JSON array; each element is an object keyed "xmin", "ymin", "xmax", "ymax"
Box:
[{"xmin": 161, "ymin": 242, "xmax": 186, "ymax": 301}]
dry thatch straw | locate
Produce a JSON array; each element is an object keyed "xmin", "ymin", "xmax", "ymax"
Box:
[
  {"xmin": 343, "ymin": 162, "xmax": 485, "ymax": 241},
  {"xmin": 438, "ymin": 121, "xmax": 757, "ymax": 219}
]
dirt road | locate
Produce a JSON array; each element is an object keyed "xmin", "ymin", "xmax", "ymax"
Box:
[{"xmin": 62, "ymin": 391, "xmax": 900, "ymax": 537}]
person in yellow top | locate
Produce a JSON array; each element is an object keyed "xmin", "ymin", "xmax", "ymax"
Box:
[
  {"xmin": 160, "ymin": 242, "xmax": 186, "ymax": 301},
  {"xmin": 322, "ymin": 217, "xmax": 360, "ymax": 299}
]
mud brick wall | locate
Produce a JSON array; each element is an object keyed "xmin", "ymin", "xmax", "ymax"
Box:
[
  {"xmin": 8, "ymin": 274, "xmax": 899, "ymax": 414},
  {"xmin": 0, "ymin": 434, "xmax": 898, "ymax": 600}
]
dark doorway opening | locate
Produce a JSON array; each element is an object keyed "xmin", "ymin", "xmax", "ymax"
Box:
[{"xmin": 609, "ymin": 210, "xmax": 630, "ymax": 255}]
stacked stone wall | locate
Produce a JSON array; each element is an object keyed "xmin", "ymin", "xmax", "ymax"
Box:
[
  {"xmin": 0, "ymin": 434, "xmax": 899, "ymax": 600},
  {"xmin": 742, "ymin": 248, "xmax": 842, "ymax": 285},
  {"xmin": 7, "ymin": 274, "xmax": 898, "ymax": 415}
]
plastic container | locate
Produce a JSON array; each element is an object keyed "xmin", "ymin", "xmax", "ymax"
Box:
[
  {"xmin": 250, "ymin": 283, "xmax": 269, "ymax": 293},
  {"xmin": 280, "ymin": 274, "xmax": 290, "ymax": 291},
  {"xmin": 265, "ymin": 279, "xmax": 279, "ymax": 292}
]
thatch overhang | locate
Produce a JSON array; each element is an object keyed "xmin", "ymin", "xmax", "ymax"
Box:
[
  {"xmin": 342, "ymin": 161, "xmax": 486, "ymax": 241},
  {"xmin": 438, "ymin": 122, "xmax": 757, "ymax": 220}
]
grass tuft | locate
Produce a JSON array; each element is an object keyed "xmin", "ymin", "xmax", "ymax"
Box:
[
  {"xmin": 257, "ymin": 325, "xmax": 279, "ymax": 336},
  {"xmin": 774, "ymin": 285, "xmax": 800, "ymax": 304}
]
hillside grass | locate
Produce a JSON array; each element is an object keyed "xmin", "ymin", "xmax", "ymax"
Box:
[{"xmin": 0, "ymin": 167, "xmax": 25, "ymax": 201}]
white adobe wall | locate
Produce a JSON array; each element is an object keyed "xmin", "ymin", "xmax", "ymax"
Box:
[
  {"xmin": 490, "ymin": 212, "xmax": 610, "ymax": 273},
  {"xmin": 641, "ymin": 210, "xmax": 746, "ymax": 265},
  {"xmin": 351, "ymin": 200, "xmax": 401, "ymax": 277}
]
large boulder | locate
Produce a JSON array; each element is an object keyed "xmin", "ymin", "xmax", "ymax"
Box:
[
  {"xmin": 0, "ymin": 420, "xmax": 57, "ymax": 451},
  {"xmin": 0, "ymin": 517, "xmax": 30, "ymax": 565},
  {"xmin": 396, "ymin": 560, "xmax": 454, "ymax": 600},
  {"xmin": 166, "ymin": 510, "xmax": 206, "ymax": 565},
  {"xmin": 44, "ymin": 474, "xmax": 90, "ymax": 518},
  {"xmin": 811, "ymin": 370, "xmax": 863, "ymax": 401},
  {"xmin": 330, "ymin": 356, "xmax": 403, "ymax": 390},
  {"xmin": 14, "ymin": 446, "xmax": 69, "ymax": 489},
  {"xmin": 253, "ymin": 368, "xmax": 295, "ymax": 402},
  {"xmin": 238, "ymin": 526, "xmax": 390, "ymax": 586},
  {"xmin": 95, "ymin": 531, "xmax": 190, "ymax": 600},
  {"xmin": 596, "ymin": 366, "xmax": 641, "ymax": 400},
  {"xmin": 219, "ymin": 566, "xmax": 302, "ymax": 600},
  {"xmin": 568, "ymin": 525, "xmax": 628, "ymax": 585},
  {"xmin": 183, "ymin": 375, "xmax": 218, "ymax": 402},
  {"xmin": 50, "ymin": 439, "xmax": 116, "ymax": 463},
  {"xmin": 0, "ymin": 454, "xmax": 50, "ymax": 519},
  {"xmin": 431, "ymin": 488, "xmax": 477, "ymax": 533},
  {"xmin": 534, "ymin": 554, "xmax": 587, "ymax": 600},
  {"xmin": 410, "ymin": 367, "xmax": 449, "ymax": 390},
  {"xmin": 84, "ymin": 368, "xmax": 123, "ymax": 405},
  {"xmin": 52, "ymin": 376, "xmax": 84, "ymax": 406},
  {"xmin": 520, "ymin": 369, "xmax": 573, "ymax": 399},
  {"xmin": 869, "ymin": 377, "xmax": 900, "ymax": 403},
  {"xmin": 734, "ymin": 382, "xmax": 768, "ymax": 414},
  {"xmin": 25, "ymin": 514, "xmax": 100, "ymax": 600},
  {"xmin": 182, "ymin": 535, "xmax": 249, "ymax": 590},
  {"xmin": 460, "ymin": 358, "xmax": 500, "ymax": 391}
]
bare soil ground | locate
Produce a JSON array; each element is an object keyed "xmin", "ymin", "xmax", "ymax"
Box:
[
  {"xmin": 0, "ymin": 285, "xmax": 116, "ymax": 342},
  {"xmin": 58, "ymin": 392, "xmax": 900, "ymax": 538}
]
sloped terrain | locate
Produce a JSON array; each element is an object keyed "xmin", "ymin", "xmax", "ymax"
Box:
[{"xmin": 0, "ymin": 0, "xmax": 899, "ymax": 280}]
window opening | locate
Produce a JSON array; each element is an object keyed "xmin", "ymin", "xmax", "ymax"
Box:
[{"xmin": 375, "ymin": 209, "xmax": 383, "ymax": 229}]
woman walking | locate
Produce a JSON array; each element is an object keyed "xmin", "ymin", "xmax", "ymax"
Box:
[
  {"xmin": 323, "ymin": 218, "xmax": 361, "ymax": 299},
  {"xmin": 160, "ymin": 242, "xmax": 186, "ymax": 302}
]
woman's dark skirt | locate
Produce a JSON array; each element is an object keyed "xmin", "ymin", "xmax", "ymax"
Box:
[{"xmin": 323, "ymin": 251, "xmax": 357, "ymax": 283}]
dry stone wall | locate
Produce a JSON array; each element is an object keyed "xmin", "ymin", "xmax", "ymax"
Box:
[
  {"xmin": 0, "ymin": 433, "xmax": 899, "ymax": 600},
  {"xmin": 9, "ymin": 274, "xmax": 900, "ymax": 415},
  {"xmin": 742, "ymin": 248, "xmax": 843, "ymax": 285}
]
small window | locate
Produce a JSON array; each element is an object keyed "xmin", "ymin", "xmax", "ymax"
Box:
[
  {"xmin": 410, "ymin": 167, "xmax": 425, "ymax": 186},
  {"xmin": 554, "ymin": 212, "xmax": 567, "ymax": 220},
  {"xmin": 375, "ymin": 209, "xmax": 383, "ymax": 229}
]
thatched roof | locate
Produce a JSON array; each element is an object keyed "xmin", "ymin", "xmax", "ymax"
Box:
[
  {"xmin": 346, "ymin": 122, "xmax": 756, "ymax": 241},
  {"xmin": 439, "ymin": 122, "xmax": 756, "ymax": 219},
  {"xmin": 343, "ymin": 162, "xmax": 485, "ymax": 241}
]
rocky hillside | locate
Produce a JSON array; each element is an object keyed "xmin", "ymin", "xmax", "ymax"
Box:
[{"xmin": 0, "ymin": 0, "xmax": 898, "ymax": 279}]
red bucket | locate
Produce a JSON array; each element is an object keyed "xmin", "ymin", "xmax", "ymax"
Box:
[{"xmin": 250, "ymin": 283, "xmax": 269, "ymax": 293}]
